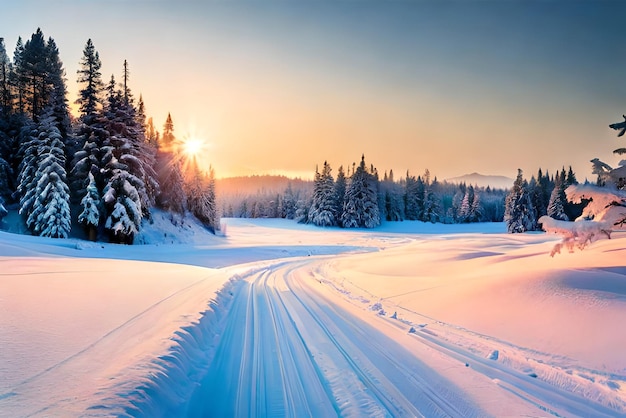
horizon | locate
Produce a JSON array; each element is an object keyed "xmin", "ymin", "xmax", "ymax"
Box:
[{"xmin": 3, "ymin": 1, "xmax": 625, "ymax": 181}]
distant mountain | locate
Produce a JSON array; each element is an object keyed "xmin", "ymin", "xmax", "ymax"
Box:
[{"xmin": 445, "ymin": 172, "xmax": 513, "ymax": 190}]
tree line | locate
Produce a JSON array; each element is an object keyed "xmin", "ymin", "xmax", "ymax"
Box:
[
  {"xmin": 221, "ymin": 155, "xmax": 508, "ymax": 227},
  {"xmin": 0, "ymin": 29, "xmax": 218, "ymax": 243},
  {"xmin": 504, "ymin": 166, "xmax": 582, "ymax": 233}
]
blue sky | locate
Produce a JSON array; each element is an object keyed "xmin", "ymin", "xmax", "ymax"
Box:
[{"xmin": 2, "ymin": 1, "xmax": 626, "ymax": 180}]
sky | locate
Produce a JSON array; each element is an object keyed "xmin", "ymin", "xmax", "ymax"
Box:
[{"xmin": 2, "ymin": 0, "xmax": 626, "ymax": 181}]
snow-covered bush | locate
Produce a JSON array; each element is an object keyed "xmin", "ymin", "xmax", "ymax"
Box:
[{"xmin": 541, "ymin": 116, "xmax": 626, "ymax": 254}]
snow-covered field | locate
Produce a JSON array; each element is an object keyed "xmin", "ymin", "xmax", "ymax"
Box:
[{"xmin": 1, "ymin": 216, "xmax": 625, "ymax": 417}]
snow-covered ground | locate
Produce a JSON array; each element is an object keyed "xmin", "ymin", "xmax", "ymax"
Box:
[{"xmin": 1, "ymin": 216, "xmax": 625, "ymax": 417}]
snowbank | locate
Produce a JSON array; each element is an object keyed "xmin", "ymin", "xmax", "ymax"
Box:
[
  {"xmin": 315, "ymin": 231, "xmax": 626, "ymax": 412},
  {"xmin": 2, "ymin": 217, "xmax": 625, "ymax": 415}
]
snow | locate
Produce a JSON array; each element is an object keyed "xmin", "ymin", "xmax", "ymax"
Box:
[{"xmin": 1, "ymin": 215, "xmax": 625, "ymax": 416}]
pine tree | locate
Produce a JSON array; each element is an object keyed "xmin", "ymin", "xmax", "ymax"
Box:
[
  {"xmin": 78, "ymin": 171, "xmax": 101, "ymax": 240},
  {"xmin": 156, "ymin": 113, "xmax": 186, "ymax": 213},
  {"xmin": 308, "ymin": 161, "xmax": 337, "ymax": 226},
  {"xmin": 341, "ymin": 155, "xmax": 380, "ymax": 228},
  {"xmin": 70, "ymin": 119, "xmax": 111, "ymax": 201},
  {"xmin": 23, "ymin": 109, "xmax": 71, "ymax": 238},
  {"xmin": 72, "ymin": 39, "xmax": 107, "ymax": 201},
  {"xmin": 532, "ymin": 169, "xmax": 548, "ymax": 221},
  {"xmin": 334, "ymin": 165, "xmax": 347, "ymax": 225},
  {"xmin": 20, "ymin": 29, "xmax": 50, "ymax": 120},
  {"xmin": 145, "ymin": 116, "xmax": 158, "ymax": 147},
  {"xmin": 186, "ymin": 165, "xmax": 218, "ymax": 232},
  {"xmin": 404, "ymin": 172, "xmax": 423, "ymax": 220},
  {"xmin": 76, "ymin": 39, "xmax": 103, "ymax": 123},
  {"xmin": 0, "ymin": 38, "xmax": 12, "ymax": 115},
  {"xmin": 566, "ymin": 166, "xmax": 577, "ymax": 186},
  {"xmin": 102, "ymin": 166, "xmax": 142, "ymax": 244},
  {"xmin": 162, "ymin": 112, "xmax": 175, "ymax": 149},
  {"xmin": 0, "ymin": 157, "xmax": 12, "ymax": 201},
  {"xmin": 282, "ymin": 182, "xmax": 299, "ymax": 219},
  {"xmin": 468, "ymin": 187, "xmax": 483, "ymax": 223},
  {"xmin": 135, "ymin": 94, "xmax": 146, "ymax": 135},
  {"xmin": 449, "ymin": 189, "xmax": 464, "ymax": 223},
  {"xmin": 45, "ymin": 38, "xmax": 70, "ymax": 139},
  {"xmin": 11, "ymin": 37, "xmax": 25, "ymax": 114},
  {"xmin": 457, "ymin": 185, "xmax": 473, "ymax": 222},
  {"xmin": 156, "ymin": 151, "xmax": 186, "ymax": 213},
  {"xmin": 504, "ymin": 169, "xmax": 536, "ymax": 233},
  {"xmin": 16, "ymin": 119, "xmax": 40, "ymax": 220},
  {"xmin": 547, "ymin": 171, "xmax": 568, "ymax": 221},
  {"xmin": 422, "ymin": 171, "xmax": 441, "ymax": 223},
  {"xmin": 103, "ymin": 70, "xmax": 158, "ymax": 215}
]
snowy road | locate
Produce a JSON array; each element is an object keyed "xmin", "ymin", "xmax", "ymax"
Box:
[
  {"xmin": 185, "ymin": 260, "xmax": 481, "ymax": 417},
  {"xmin": 178, "ymin": 256, "xmax": 621, "ymax": 418}
]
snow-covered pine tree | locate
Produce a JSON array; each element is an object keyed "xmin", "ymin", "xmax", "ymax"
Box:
[
  {"xmin": 334, "ymin": 165, "xmax": 347, "ymax": 226},
  {"xmin": 308, "ymin": 161, "xmax": 337, "ymax": 227},
  {"xmin": 104, "ymin": 72, "xmax": 158, "ymax": 215},
  {"xmin": 102, "ymin": 164, "xmax": 142, "ymax": 244},
  {"xmin": 341, "ymin": 155, "xmax": 380, "ymax": 228},
  {"xmin": 421, "ymin": 170, "xmax": 441, "ymax": 223},
  {"xmin": 404, "ymin": 173, "xmax": 424, "ymax": 221},
  {"xmin": 16, "ymin": 119, "xmax": 40, "ymax": 220},
  {"xmin": 156, "ymin": 151, "xmax": 186, "ymax": 213},
  {"xmin": 380, "ymin": 171, "xmax": 404, "ymax": 222},
  {"xmin": 24, "ymin": 109, "xmax": 71, "ymax": 238},
  {"xmin": 0, "ymin": 157, "xmax": 13, "ymax": 202},
  {"xmin": 468, "ymin": 187, "xmax": 483, "ymax": 223},
  {"xmin": 546, "ymin": 170, "xmax": 568, "ymax": 221},
  {"xmin": 186, "ymin": 165, "xmax": 218, "ymax": 232},
  {"xmin": 71, "ymin": 39, "xmax": 106, "ymax": 201},
  {"xmin": 562, "ymin": 166, "xmax": 584, "ymax": 221},
  {"xmin": 457, "ymin": 185, "xmax": 473, "ymax": 222},
  {"xmin": 295, "ymin": 196, "xmax": 312, "ymax": 224},
  {"xmin": 282, "ymin": 182, "xmax": 298, "ymax": 220},
  {"xmin": 504, "ymin": 169, "xmax": 536, "ymax": 233},
  {"xmin": 449, "ymin": 188, "xmax": 464, "ymax": 223},
  {"xmin": 205, "ymin": 167, "xmax": 218, "ymax": 231},
  {"xmin": 78, "ymin": 171, "xmax": 100, "ymax": 240},
  {"xmin": 531, "ymin": 170, "xmax": 548, "ymax": 221},
  {"xmin": 156, "ymin": 113, "xmax": 186, "ymax": 213},
  {"xmin": 541, "ymin": 116, "xmax": 626, "ymax": 254}
]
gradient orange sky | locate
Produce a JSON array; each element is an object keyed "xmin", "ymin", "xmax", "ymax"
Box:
[{"xmin": 3, "ymin": 1, "xmax": 626, "ymax": 181}]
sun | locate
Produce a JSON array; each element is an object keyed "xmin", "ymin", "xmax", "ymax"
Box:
[
  {"xmin": 180, "ymin": 136, "xmax": 206, "ymax": 158},
  {"xmin": 176, "ymin": 134, "xmax": 212, "ymax": 176}
]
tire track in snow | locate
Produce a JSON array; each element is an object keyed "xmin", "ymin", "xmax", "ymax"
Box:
[
  {"xmin": 278, "ymin": 263, "xmax": 479, "ymax": 417},
  {"xmin": 186, "ymin": 259, "xmax": 482, "ymax": 417},
  {"xmin": 186, "ymin": 263, "xmax": 337, "ymax": 417},
  {"xmin": 312, "ymin": 260, "xmax": 623, "ymax": 417}
]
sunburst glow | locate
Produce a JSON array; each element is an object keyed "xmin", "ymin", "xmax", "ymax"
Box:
[
  {"xmin": 176, "ymin": 134, "xmax": 212, "ymax": 177},
  {"xmin": 181, "ymin": 137, "xmax": 206, "ymax": 158}
]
